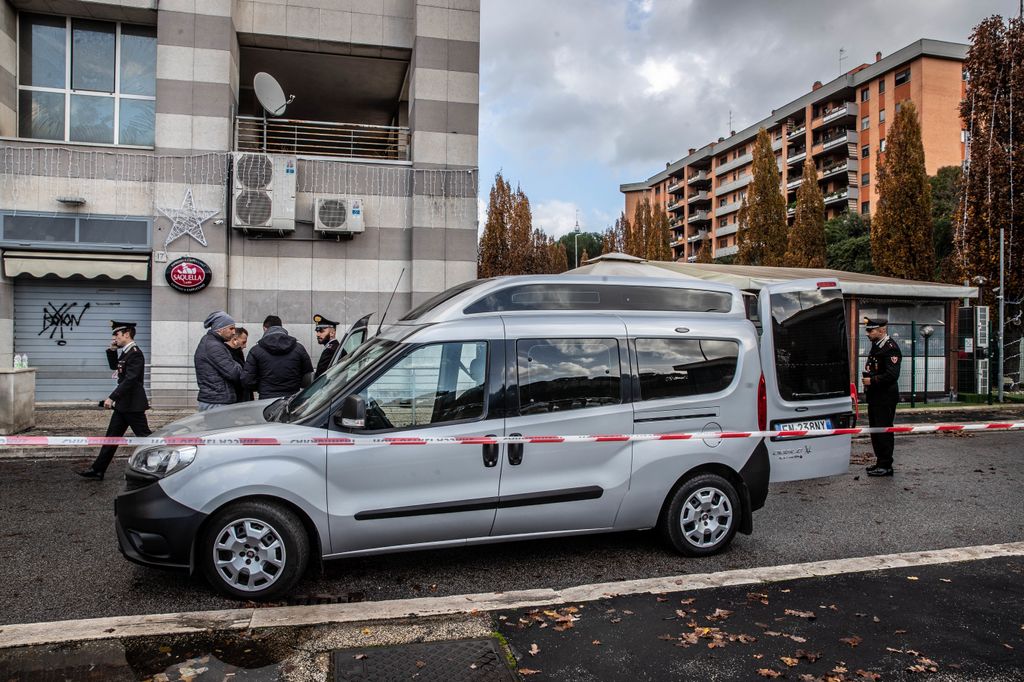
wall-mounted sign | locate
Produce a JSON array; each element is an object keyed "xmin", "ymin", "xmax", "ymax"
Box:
[{"xmin": 165, "ymin": 256, "xmax": 212, "ymax": 293}]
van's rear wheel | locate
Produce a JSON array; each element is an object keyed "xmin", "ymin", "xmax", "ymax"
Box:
[
  {"xmin": 661, "ymin": 473, "xmax": 739, "ymax": 557},
  {"xmin": 201, "ymin": 501, "xmax": 308, "ymax": 600}
]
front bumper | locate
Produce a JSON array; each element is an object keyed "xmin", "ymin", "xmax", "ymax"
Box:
[{"xmin": 114, "ymin": 479, "xmax": 207, "ymax": 572}]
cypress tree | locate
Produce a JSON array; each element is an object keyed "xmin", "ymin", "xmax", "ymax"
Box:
[
  {"xmin": 478, "ymin": 172, "xmax": 514, "ymax": 277},
  {"xmin": 872, "ymin": 100, "xmax": 935, "ymax": 279},
  {"xmin": 736, "ymin": 128, "xmax": 788, "ymax": 265},
  {"xmin": 785, "ymin": 159, "xmax": 827, "ymax": 267}
]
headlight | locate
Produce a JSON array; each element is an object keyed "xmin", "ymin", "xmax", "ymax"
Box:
[{"xmin": 128, "ymin": 446, "xmax": 197, "ymax": 478}]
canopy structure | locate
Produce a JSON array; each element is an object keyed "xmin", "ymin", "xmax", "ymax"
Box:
[
  {"xmin": 570, "ymin": 253, "xmax": 977, "ymax": 300},
  {"xmin": 2, "ymin": 250, "xmax": 150, "ymax": 281}
]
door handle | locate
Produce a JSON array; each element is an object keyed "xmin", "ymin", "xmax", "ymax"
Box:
[
  {"xmin": 482, "ymin": 435, "xmax": 499, "ymax": 468},
  {"xmin": 508, "ymin": 433, "xmax": 524, "ymax": 465}
]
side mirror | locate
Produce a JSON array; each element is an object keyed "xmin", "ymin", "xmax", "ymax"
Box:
[{"xmin": 334, "ymin": 394, "xmax": 366, "ymax": 430}]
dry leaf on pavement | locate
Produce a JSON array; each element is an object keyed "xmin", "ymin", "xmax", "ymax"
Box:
[
  {"xmin": 780, "ymin": 656, "xmax": 799, "ymax": 667},
  {"xmin": 757, "ymin": 669, "xmax": 782, "ymax": 678},
  {"xmin": 856, "ymin": 671, "xmax": 881, "ymax": 680},
  {"xmin": 518, "ymin": 668, "xmax": 541, "ymax": 676},
  {"xmin": 528, "ymin": 643, "xmax": 540, "ymax": 657},
  {"xmin": 840, "ymin": 635, "xmax": 863, "ymax": 647},
  {"xmin": 785, "ymin": 609, "xmax": 816, "ymax": 620},
  {"xmin": 707, "ymin": 608, "xmax": 734, "ymax": 621}
]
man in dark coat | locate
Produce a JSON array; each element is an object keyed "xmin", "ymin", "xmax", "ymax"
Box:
[
  {"xmin": 862, "ymin": 317, "xmax": 903, "ymax": 477},
  {"xmin": 227, "ymin": 327, "xmax": 254, "ymax": 402},
  {"xmin": 243, "ymin": 324, "xmax": 313, "ymax": 399},
  {"xmin": 194, "ymin": 310, "xmax": 242, "ymax": 410},
  {"xmin": 313, "ymin": 313, "xmax": 342, "ymax": 378},
  {"xmin": 76, "ymin": 321, "xmax": 151, "ymax": 481}
]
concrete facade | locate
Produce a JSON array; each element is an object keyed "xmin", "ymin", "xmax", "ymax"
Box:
[
  {"xmin": 0, "ymin": 0, "xmax": 480, "ymax": 406},
  {"xmin": 621, "ymin": 40, "xmax": 968, "ymax": 263}
]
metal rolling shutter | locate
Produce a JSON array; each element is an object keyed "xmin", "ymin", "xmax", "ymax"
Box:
[{"xmin": 13, "ymin": 281, "xmax": 151, "ymax": 402}]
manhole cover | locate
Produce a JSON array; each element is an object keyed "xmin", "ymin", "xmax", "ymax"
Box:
[{"xmin": 332, "ymin": 638, "xmax": 515, "ymax": 681}]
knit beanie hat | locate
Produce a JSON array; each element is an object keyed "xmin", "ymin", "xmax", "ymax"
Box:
[{"xmin": 203, "ymin": 310, "xmax": 236, "ymax": 331}]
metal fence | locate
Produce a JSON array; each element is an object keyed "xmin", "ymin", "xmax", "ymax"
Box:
[{"xmin": 234, "ymin": 116, "xmax": 410, "ymax": 161}]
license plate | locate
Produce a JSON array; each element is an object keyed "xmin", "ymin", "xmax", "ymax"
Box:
[{"xmin": 779, "ymin": 419, "xmax": 832, "ymax": 431}]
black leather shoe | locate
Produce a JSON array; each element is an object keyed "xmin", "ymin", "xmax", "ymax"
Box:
[
  {"xmin": 867, "ymin": 466, "xmax": 894, "ymax": 477},
  {"xmin": 75, "ymin": 468, "xmax": 104, "ymax": 481}
]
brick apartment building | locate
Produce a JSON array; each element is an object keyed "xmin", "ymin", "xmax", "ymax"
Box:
[
  {"xmin": 0, "ymin": 0, "xmax": 480, "ymax": 405},
  {"xmin": 620, "ymin": 39, "xmax": 967, "ymax": 262}
]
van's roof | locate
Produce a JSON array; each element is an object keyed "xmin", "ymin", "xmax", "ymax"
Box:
[{"xmin": 399, "ymin": 275, "xmax": 748, "ymax": 324}]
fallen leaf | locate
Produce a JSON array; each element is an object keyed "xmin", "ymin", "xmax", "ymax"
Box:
[
  {"xmin": 780, "ymin": 656, "xmax": 799, "ymax": 667},
  {"xmin": 610, "ymin": 617, "xmax": 622, "ymax": 624},
  {"xmin": 856, "ymin": 671, "xmax": 881, "ymax": 680},
  {"xmin": 470, "ymin": 663, "xmax": 477, "ymax": 670},
  {"xmin": 553, "ymin": 623, "xmax": 574, "ymax": 632},
  {"xmin": 833, "ymin": 666, "xmax": 848, "ymax": 673},
  {"xmin": 840, "ymin": 636, "xmax": 862, "ymax": 648},
  {"xmin": 415, "ymin": 660, "xmax": 426, "ymax": 669},
  {"xmin": 939, "ymin": 578, "xmax": 952, "ymax": 583},
  {"xmin": 886, "ymin": 647, "xmax": 905, "ymax": 654},
  {"xmin": 658, "ymin": 634, "xmax": 676, "ymax": 641},
  {"xmin": 680, "ymin": 598, "xmax": 696, "ymax": 605},
  {"xmin": 785, "ymin": 609, "xmax": 816, "ymax": 620},
  {"xmin": 656, "ymin": 597, "xmax": 668, "ymax": 602},
  {"xmin": 798, "ymin": 676, "xmax": 819, "ymax": 682},
  {"xmin": 787, "ymin": 634, "xmax": 808, "ymax": 643},
  {"xmin": 707, "ymin": 608, "xmax": 734, "ymax": 621},
  {"xmin": 592, "ymin": 640, "xmax": 601, "ymax": 646},
  {"xmin": 906, "ymin": 576, "xmax": 919, "ymax": 581},
  {"xmin": 895, "ymin": 629, "xmax": 907, "ymax": 634},
  {"xmin": 795, "ymin": 649, "xmax": 821, "ymax": 662},
  {"xmin": 622, "ymin": 610, "xmax": 634, "ymax": 615},
  {"xmin": 1003, "ymin": 643, "xmax": 1015, "ymax": 650},
  {"xmin": 872, "ymin": 616, "xmax": 880, "ymax": 623},
  {"xmin": 528, "ymin": 643, "xmax": 540, "ymax": 657},
  {"xmin": 757, "ymin": 669, "xmax": 782, "ymax": 678},
  {"xmin": 735, "ymin": 634, "xmax": 758, "ymax": 644},
  {"xmin": 354, "ymin": 654, "xmax": 367, "ymax": 660},
  {"xmin": 518, "ymin": 668, "xmax": 541, "ymax": 676},
  {"xmin": 780, "ymin": 589, "xmax": 791, "ymax": 593},
  {"xmin": 498, "ymin": 615, "xmax": 507, "ymax": 621}
]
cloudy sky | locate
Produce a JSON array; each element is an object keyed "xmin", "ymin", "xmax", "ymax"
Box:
[{"xmin": 478, "ymin": 0, "xmax": 1016, "ymax": 239}]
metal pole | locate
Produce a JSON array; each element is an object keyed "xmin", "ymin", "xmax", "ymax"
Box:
[
  {"xmin": 574, "ymin": 232, "xmax": 580, "ymax": 269},
  {"xmin": 910, "ymin": 321, "xmax": 917, "ymax": 408},
  {"xmin": 999, "ymin": 226, "xmax": 1005, "ymax": 402},
  {"xmin": 923, "ymin": 335, "xmax": 929, "ymax": 405}
]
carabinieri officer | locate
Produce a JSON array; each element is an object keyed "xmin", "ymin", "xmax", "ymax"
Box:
[
  {"xmin": 76, "ymin": 320, "xmax": 152, "ymax": 481},
  {"xmin": 313, "ymin": 313, "xmax": 341, "ymax": 378},
  {"xmin": 862, "ymin": 317, "xmax": 902, "ymax": 477}
]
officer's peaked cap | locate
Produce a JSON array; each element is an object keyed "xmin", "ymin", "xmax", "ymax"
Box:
[
  {"xmin": 313, "ymin": 313, "xmax": 338, "ymax": 329},
  {"xmin": 110, "ymin": 320, "xmax": 137, "ymax": 333},
  {"xmin": 863, "ymin": 317, "xmax": 888, "ymax": 330}
]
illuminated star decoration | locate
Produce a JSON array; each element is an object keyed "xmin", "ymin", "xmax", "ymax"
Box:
[{"xmin": 158, "ymin": 187, "xmax": 219, "ymax": 248}]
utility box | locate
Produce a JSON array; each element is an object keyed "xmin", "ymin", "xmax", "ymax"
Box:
[
  {"xmin": 957, "ymin": 306, "xmax": 989, "ymax": 394},
  {"xmin": 0, "ymin": 367, "xmax": 36, "ymax": 434}
]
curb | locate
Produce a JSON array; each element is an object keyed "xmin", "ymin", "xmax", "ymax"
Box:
[{"xmin": 1, "ymin": 541, "xmax": 1022, "ymax": 650}]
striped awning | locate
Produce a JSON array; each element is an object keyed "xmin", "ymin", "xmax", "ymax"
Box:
[{"xmin": 2, "ymin": 250, "xmax": 150, "ymax": 281}]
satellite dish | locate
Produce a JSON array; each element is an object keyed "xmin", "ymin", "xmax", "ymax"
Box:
[{"xmin": 254, "ymin": 72, "xmax": 293, "ymax": 116}]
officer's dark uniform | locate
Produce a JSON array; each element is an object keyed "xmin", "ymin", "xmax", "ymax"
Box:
[
  {"xmin": 863, "ymin": 317, "xmax": 902, "ymax": 475},
  {"xmin": 313, "ymin": 313, "xmax": 343, "ymax": 378},
  {"xmin": 78, "ymin": 321, "xmax": 152, "ymax": 480}
]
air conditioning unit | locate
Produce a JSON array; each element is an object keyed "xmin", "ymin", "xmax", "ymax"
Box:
[
  {"xmin": 975, "ymin": 306, "xmax": 989, "ymax": 348},
  {"xmin": 313, "ymin": 195, "xmax": 365, "ymax": 234},
  {"xmin": 231, "ymin": 152, "xmax": 296, "ymax": 232}
]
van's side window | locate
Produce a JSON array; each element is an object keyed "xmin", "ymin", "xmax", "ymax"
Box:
[
  {"xmin": 517, "ymin": 338, "xmax": 620, "ymax": 415},
  {"xmin": 635, "ymin": 338, "xmax": 739, "ymax": 400},
  {"xmin": 361, "ymin": 342, "xmax": 487, "ymax": 430}
]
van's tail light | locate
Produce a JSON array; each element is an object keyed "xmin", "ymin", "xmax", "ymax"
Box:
[
  {"xmin": 850, "ymin": 382, "xmax": 859, "ymax": 425},
  {"xmin": 757, "ymin": 374, "xmax": 767, "ymax": 431}
]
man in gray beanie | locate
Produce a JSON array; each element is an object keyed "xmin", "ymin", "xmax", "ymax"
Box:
[{"xmin": 194, "ymin": 310, "xmax": 242, "ymax": 411}]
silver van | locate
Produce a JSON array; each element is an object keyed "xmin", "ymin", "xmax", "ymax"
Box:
[{"xmin": 115, "ymin": 275, "xmax": 854, "ymax": 599}]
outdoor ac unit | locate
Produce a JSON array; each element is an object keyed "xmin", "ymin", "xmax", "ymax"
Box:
[
  {"xmin": 977, "ymin": 358, "xmax": 989, "ymax": 392},
  {"xmin": 313, "ymin": 195, "xmax": 365, "ymax": 234},
  {"xmin": 975, "ymin": 306, "xmax": 989, "ymax": 348},
  {"xmin": 231, "ymin": 152, "xmax": 296, "ymax": 232}
]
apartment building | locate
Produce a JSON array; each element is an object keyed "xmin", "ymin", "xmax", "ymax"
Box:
[
  {"xmin": 621, "ymin": 39, "xmax": 967, "ymax": 262},
  {"xmin": 0, "ymin": 0, "xmax": 479, "ymax": 405}
]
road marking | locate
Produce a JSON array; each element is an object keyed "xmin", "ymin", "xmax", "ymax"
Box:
[{"xmin": 1, "ymin": 541, "xmax": 1022, "ymax": 649}]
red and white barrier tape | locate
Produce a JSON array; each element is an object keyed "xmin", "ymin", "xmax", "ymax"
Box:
[{"xmin": 1, "ymin": 422, "xmax": 1022, "ymax": 448}]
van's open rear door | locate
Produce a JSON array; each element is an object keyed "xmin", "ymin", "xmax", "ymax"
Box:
[{"xmin": 758, "ymin": 279, "xmax": 853, "ymax": 482}]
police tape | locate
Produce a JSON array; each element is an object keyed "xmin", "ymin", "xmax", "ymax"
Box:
[{"xmin": 0, "ymin": 422, "xmax": 1022, "ymax": 448}]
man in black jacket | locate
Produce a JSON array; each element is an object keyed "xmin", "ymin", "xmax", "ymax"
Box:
[
  {"xmin": 243, "ymin": 323, "xmax": 313, "ymax": 399},
  {"xmin": 862, "ymin": 317, "xmax": 903, "ymax": 477},
  {"xmin": 77, "ymin": 321, "xmax": 151, "ymax": 481},
  {"xmin": 194, "ymin": 310, "xmax": 242, "ymax": 410},
  {"xmin": 313, "ymin": 313, "xmax": 341, "ymax": 378}
]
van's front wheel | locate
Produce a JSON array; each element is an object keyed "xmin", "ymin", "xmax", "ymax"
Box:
[
  {"xmin": 200, "ymin": 501, "xmax": 309, "ymax": 600},
  {"xmin": 661, "ymin": 473, "xmax": 739, "ymax": 557}
]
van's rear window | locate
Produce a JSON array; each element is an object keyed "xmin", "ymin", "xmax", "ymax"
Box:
[
  {"xmin": 400, "ymin": 279, "xmax": 490, "ymax": 321},
  {"xmin": 770, "ymin": 289, "xmax": 849, "ymax": 401},
  {"xmin": 464, "ymin": 284, "xmax": 732, "ymax": 314}
]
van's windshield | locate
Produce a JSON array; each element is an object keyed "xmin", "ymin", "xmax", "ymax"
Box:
[{"xmin": 283, "ymin": 337, "xmax": 398, "ymax": 422}]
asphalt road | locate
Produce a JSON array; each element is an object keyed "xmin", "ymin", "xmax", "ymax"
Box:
[{"xmin": 1, "ymin": 428, "xmax": 1023, "ymax": 626}]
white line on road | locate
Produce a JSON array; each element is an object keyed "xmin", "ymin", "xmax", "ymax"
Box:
[{"xmin": 2, "ymin": 541, "xmax": 1022, "ymax": 649}]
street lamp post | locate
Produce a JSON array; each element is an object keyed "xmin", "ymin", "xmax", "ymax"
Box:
[
  {"xmin": 573, "ymin": 216, "xmax": 582, "ymax": 269},
  {"xmin": 920, "ymin": 325, "xmax": 934, "ymax": 404}
]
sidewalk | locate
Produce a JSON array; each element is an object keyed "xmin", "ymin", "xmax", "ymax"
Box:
[{"xmin": 0, "ymin": 546, "xmax": 1021, "ymax": 681}]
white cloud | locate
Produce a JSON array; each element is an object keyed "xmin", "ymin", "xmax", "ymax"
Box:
[
  {"xmin": 533, "ymin": 199, "xmax": 582, "ymax": 239},
  {"xmin": 639, "ymin": 57, "xmax": 681, "ymax": 95}
]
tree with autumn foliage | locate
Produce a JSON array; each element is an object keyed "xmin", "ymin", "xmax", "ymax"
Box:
[
  {"xmin": 956, "ymin": 15, "xmax": 1023, "ymax": 308},
  {"xmin": 478, "ymin": 172, "xmax": 569, "ymax": 275},
  {"xmin": 785, "ymin": 159, "xmax": 827, "ymax": 267},
  {"xmin": 600, "ymin": 200, "xmax": 671, "ymax": 260},
  {"xmin": 736, "ymin": 128, "xmax": 788, "ymax": 266},
  {"xmin": 695, "ymin": 237, "xmax": 714, "ymax": 263},
  {"xmin": 871, "ymin": 100, "xmax": 934, "ymax": 279},
  {"xmin": 601, "ymin": 213, "xmax": 629, "ymax": 254}
]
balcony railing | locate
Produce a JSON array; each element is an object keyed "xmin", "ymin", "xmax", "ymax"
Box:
[
  {"xmin": 687, "ymin": 190, "xmax": 711, "ymax": 204},
  {"xmin": 786, "ymin": 176, "xmax": 805, "ymax": 190},
  {"xmin": 687, "ymin": 210, "xmax": 711, "ymax": 224},
  {"xmin": 787, "ymin": 125, "xmax": 806, "ymax": 139},
  {"xmin": 716, "ymin": 223, "xmax": 738, "ymax": 237},
  {"xmin": 716, "ymin": 244, "xmax": 738, "ymax": 257},
  {"xmin": 820, "ymin": 159, "xmax": 855, "ymax": 179},
  {"xmin": 714, "ymin": 174, "xmax": 752, "ymax": 196},
  {"xmin": 687, "ymin": 170, "xmax": 711, "ymax": 185},
  {"xmin": 667, "ymin": 200, "xmax": 685, "ymax": 213},
  {"xmin": 235, "ymin": 116, "xmax": 411, "ymax": 160},
  {"xmin": 824, "ymin": 102, "xmax": 858, "ymax": 124},
  {"xmin": 668, "ymin": 179, "xmax": 684, "ymax": 193},
  {"xmin": 714, "ymin": 200, "xmax": 741, "ymax": 217},
  {"xmin": 716, "ymin": 152, "xmax": 753, "ymax": 176}
]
